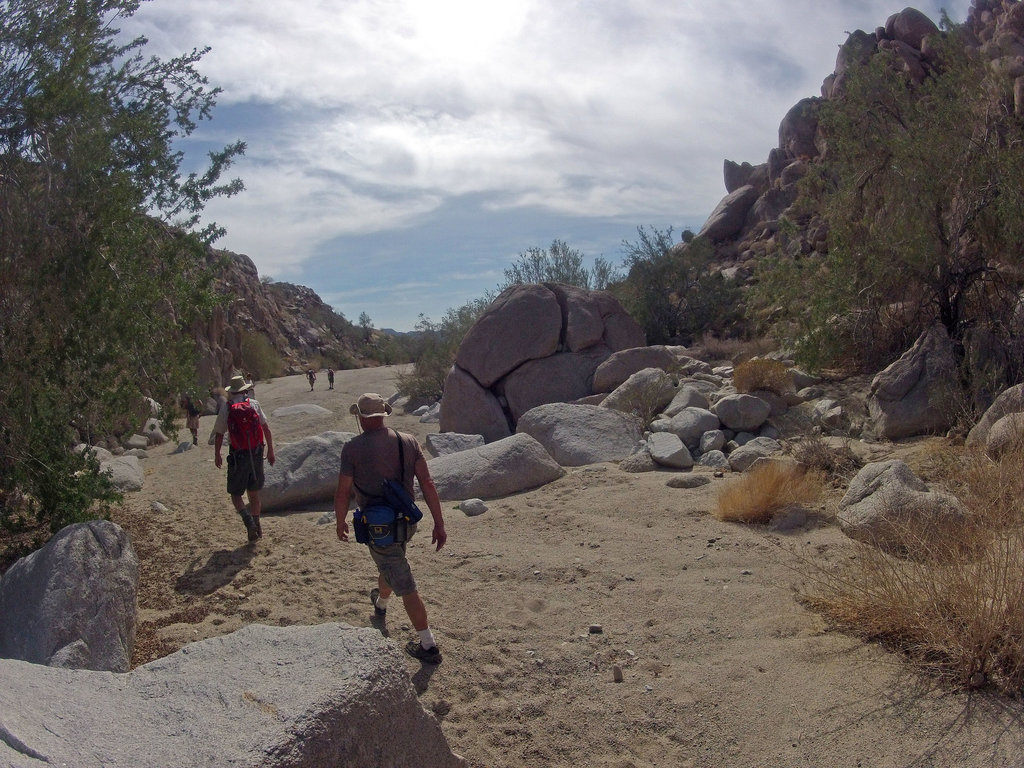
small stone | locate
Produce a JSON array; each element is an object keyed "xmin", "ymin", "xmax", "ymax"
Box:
[
  {"xmin": 612, "ymin": 665, "xmax": 624, "ymax": 683},
  {"xmin": 741, "ymin": 569, "xmax": 752, "ymax": 576},
  {"xmin": 589, "ymin": 624, "xmax": 603, "ymax": 634}
]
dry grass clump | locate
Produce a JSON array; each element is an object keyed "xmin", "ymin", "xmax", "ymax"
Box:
[
  {"xmin": 799, "ymin": 442, "xmax": 1024, "ymax": 695},
  {"xmin": 715, "ymin": 460, "xmax": 824, "ymax": 524},
  {"xmin": 789, "ymin": 435, "xmax": 862, "ymax": 487},
  {"xmin": 733, "ymin": 358, "xmax": 794, "ymax": 396}
]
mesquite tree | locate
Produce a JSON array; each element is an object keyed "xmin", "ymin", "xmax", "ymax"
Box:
[{"xmin": 0, "ymin": 0, "xmax": 244, "ymax": 548}]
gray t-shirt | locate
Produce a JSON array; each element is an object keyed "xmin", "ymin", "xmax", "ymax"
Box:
[{"xmin": 339, "ymin": 428, "xmax": 422, "ymax": 509}]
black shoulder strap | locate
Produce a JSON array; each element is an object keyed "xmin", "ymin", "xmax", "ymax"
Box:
[{"xmin": 393, "ymin": 428, "xmax": 406, "ymax": 483}]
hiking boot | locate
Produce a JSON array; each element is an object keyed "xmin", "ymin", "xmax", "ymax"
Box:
[
  {"xmin": 370, "ymin": 588, "xmax": 386, "ymax": 619},
  {"xmin": 192, "ymin": 435, "xmax": 198, "ymax": 445},
  {"xmin": 253, "ymin": 516, "xmax": 263, "ymax": 539},
  {"xmin": 239, "ymin": 508, "xmax": 258, "ymax": 542},
  {"xmin": 405, "ymin": 640, "xmax": 442, "ymax": 664}
]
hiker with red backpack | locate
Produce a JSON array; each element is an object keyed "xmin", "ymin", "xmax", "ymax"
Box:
[{"xmin": 214, "ymin": 374, "xmax": 276, "ymax": 542}]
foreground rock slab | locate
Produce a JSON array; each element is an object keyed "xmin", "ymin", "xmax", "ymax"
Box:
[{"xmin": 0, "ymin": 623, "xmax": 465, "ymax": 768}]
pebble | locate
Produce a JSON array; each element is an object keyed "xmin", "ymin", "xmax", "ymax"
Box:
[
  {"xmin": 612, "ymin": 665, "xmax": 624, "ymax": 683},
  {"xmin": 589, "ymin": 624, "xmax": 603, "ymax": 634}
]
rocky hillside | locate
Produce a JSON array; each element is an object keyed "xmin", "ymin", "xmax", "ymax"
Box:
[
  {"xmin": 192, "ymin": 247, "xmax": 370, "ymax": 387},
  {"xmin": 688, "ymin": 1, "xmax": 1021, "ymax": 285}
]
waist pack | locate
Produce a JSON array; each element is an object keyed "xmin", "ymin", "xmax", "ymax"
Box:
[
  {"xmin": 352, "ymin": 430, "xmax": 425, "ymax": 546},
  {"xmin": 353, "ymin": 505, "xmax": 411, "ymax": 547}
]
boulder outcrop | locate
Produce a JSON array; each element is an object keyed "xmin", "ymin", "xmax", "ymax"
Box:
[
  {"xmin": 866, "ymin": 325, "xmax": 958, "ymax": 440},
  {"xmin": 439, "ymin": 284, "xmax": 644, "ymax": 441},
  {"xmin": 0, "ymin": 520, "xmax": 138, "ymax": 672},
  {"xmin": 261, "ymin": 431, "xmax": 356, "ymax": 512},
  {"xmin": 427, "ymin": 433, "xmax": 565, "ymax": 500}
]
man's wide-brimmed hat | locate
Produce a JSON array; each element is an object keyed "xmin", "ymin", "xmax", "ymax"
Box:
[
  {"xmin": 224, "ymin": 374, "xmax": 253, "ymax": 394},
  {"xmin": 349, "ymin": 392, "xmax": 392, "ymax": 418}
]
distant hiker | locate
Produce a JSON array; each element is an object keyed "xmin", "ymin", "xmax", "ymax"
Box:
[
  {"xmin": 214, "ymin": 374, "xmax": 276, "ymax": 542},
  {"xmin": 307, "ymin": 368, "xmax": 316, "ymax": 391},
  {"xmin": 335, "ymin": 393, "xmax": 448, "ymax": 664},
  {"xmin": 327, "ymin": 368, "xmax": 335, "ymax": 390},
  {"xmin": 180, "ymin": 392, "xmax": 200, "ymax": 446}
]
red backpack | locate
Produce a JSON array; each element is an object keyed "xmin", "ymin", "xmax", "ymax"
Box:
[{"xmin": 227, "ymin": 398, "xmax": 263, "ymax": 451}]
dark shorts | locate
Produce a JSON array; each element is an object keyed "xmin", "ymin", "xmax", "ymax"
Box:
[
  {"xmin": 226, "ymin": 446, "xmax": 264, "ymax": 496},
  {"xmin": 368, "ymin": 530, "xmax": 418, "ymax": 596}
]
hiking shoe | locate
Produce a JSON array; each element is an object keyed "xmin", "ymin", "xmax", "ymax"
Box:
[
  {"xmin": 370, "ymin": 588, "xmax": 386, "ymax": 619},
  {"xmin": 240, "ymin": 508, "xmax": 258, "ymax": 542},
  {"xmin": 405, "ymin": 640, "xmax": 442, "ymax": 664},
  {"xmin": 192, "ymin": 436, "xmax": 198, "ymax": 445},
  {"xmin": 253, "ymin": 516, "xmax": 263, "ymax": 539}
]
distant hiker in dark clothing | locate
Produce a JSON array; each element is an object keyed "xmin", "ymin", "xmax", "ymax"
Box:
[
  {"xmin": 214, "ymin": 375, "xmax": 276, "ymax": 542},
  {"xmin": 307, "ymin": 369, "xmax": 316, "ymax": 391},
  {"xmin": 180, "ymin": 393, "xmax": 200, "ymax": 445},
  {"xmin": 327, "ymin": 368, "xmax": 335, "ymax": 390}
]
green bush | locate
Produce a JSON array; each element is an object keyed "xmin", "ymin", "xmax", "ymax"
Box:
[{"xmin": 240, "ymin": 331, "xmax": 284, "ymax": 380}]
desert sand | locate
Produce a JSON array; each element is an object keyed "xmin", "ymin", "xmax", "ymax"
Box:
[{"xmin": 112, "ymin": 365, "xmax": 1024, "ymax": 767}]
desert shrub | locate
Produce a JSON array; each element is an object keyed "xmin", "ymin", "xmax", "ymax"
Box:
[
  {"xmin": 733, "ymin": 358, "xmax": 794, "ymax": 396},
  {"xmin": 714, "ymin": 461, "xmax": 824, "ymax": 524},
  {"xmin": 240, "ymin": 331, "xmax": 284, "ymax": 380},
  {"xmin": 789, "ymin": 435, "xmax": 862, "ymax": 487},
  {"xmin": 799, "ymin": 442, "xmax": 1024, "ymax": 695}
]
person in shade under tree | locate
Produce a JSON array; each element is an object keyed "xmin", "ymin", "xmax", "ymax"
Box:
[{"xmin": 334, "ymin": 393, "xmax": 448, "ymax": 663}]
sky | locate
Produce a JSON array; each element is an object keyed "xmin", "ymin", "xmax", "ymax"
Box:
[{"xmin": 122, "ymin": 0, "xmax": 970, "ymax": 332}]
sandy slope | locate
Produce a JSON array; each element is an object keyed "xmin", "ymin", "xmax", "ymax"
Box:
[{"xmin": 112, "ymin": 365, "xmax": 1024, "ymax": 768}]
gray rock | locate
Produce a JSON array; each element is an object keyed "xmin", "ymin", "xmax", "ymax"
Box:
[
  {"xmin": 601, "ymin": 368, "xmax": 677, "ymax": 421},
  {"xmin": 0, "ymin": 521, "xmax": 137, "ymax": 672},
  {"xmin": 712, "ymin": 394, "xmax": 772, "ymax": 432},
  {"xmin": 985, "ymin": 412, "xmax": 1024, "ymax": 459},
  {"xmin": 0, "ymin": 623, "xmax": 465, "ymax": 768},
  {"xmin": 698, "ymin": 184, "xmax": 759, "ymax": 241},
  {"xmin": 698, "ymin": 450, "xmax": 730, "ymax": 469},
  {"xmin": 419, "ymin": 403, "xmax": 441, "ymax": 423},
  {"xmin": 727, "ymin": 437, "xmax": 783, "ymax": 472},
  {"xmin": 618, "ymin": 449, "xmax": 657, "ymax": 473},
  {"xmin": 867, "ymin": 324, "xmax": 959, "ymax": 440},
  {"xmin": 593, "ymin": 346, "xmax": 708, "ymax": 393},
  {"xmin": 100, "ymin": 455, "xmax": 144, "ymax": 492},
  {"xmin": 271, "ymin": 404, "xmax": 332, "ymax": 417},
  {"xmin": 425, "ymin": 432, "xmax": 486, "ymax": 457},
  {"xmin": 837, "ymin": 460, "xmax": 967, "ymax": 554},
  {"xmin": 650, "ymin": 407, "xmax": 720, "ymax": 449},
  {"xmin": 455, "ymin": 283, "xmax": 562, "ymax": 387},
  {"xmin": 439, "ymin": 365, "xmax": 512, "ymax": 444},
  {"xmin": 517, "ymin": 403, "xmax": 642, "ymax": 466},
  {"xmin": 142, "ymin": 417, "xmax": 168, "ymax": 445},
  {"xmin": 966, "ymin": 383, "xmax": 1024, "ymax": 449},
  {"xmin": 699, "ymin": 430, "xmax": 727, "ymax": 454},
  {"xmin": 171, "ymin": 441, "xmax": 192, "ymax": 454},
  {"xmin": 73, "ymin": 444, "xmax": 114, "ymax": 463},
  {"xmin": 501, "ymin": 347, "xmax": 610, "ymax": 422},
  {"xmin": 647, "ymin": 432, "xmax": 694, "ymax": 469},
  {"xmin": 663, "ymin": 384, "xmax": 710, "ymax": 416},
  {"xmin": 460, "ymin": 499, "xmax": 488, "ymax": 516},
  {"xmin": 666, "ymin": 474, "xmax": 711, "ymax": 489},
  {"xmin": 428, "ymin": 433, "xmax": 565, "ymax": 500},
  {"xmin": 262, "ymin": 431, "xmax": 357, "ymax": 512},
  {"xmin": 124, "ymin": 433, "xmax": 149, "ymax": 450}
]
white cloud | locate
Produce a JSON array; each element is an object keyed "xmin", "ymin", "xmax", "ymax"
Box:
[{"xmin": 122, "ymin": 0, "xmax": 971, "ymax": 327}]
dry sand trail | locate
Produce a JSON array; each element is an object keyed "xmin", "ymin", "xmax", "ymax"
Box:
[{"xmin": 113, "ymin": 365, "xmax": 1024, "ymax": 767}]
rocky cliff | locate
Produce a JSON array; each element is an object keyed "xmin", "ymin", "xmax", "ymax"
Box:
[
  {"xmin": 691, "ymin": 1, "xmax": 1022, "ymax": 282},
  {"xmin": 192, "ymin": 246, "xmax": 368, "ymax": 387}
]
